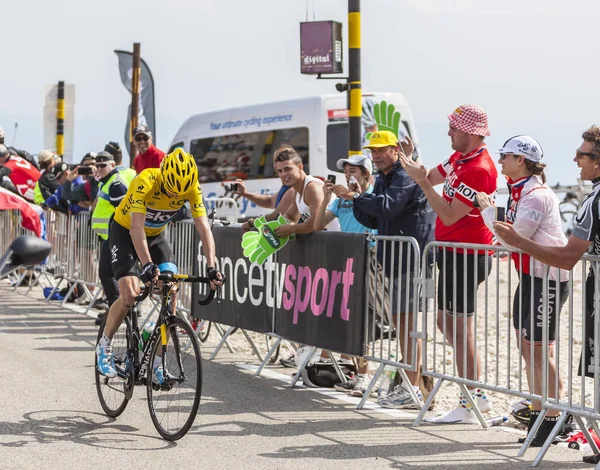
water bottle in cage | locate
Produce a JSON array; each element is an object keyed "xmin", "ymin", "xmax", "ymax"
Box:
[
  {"xmin": 139, "ymin": 321, "xmax": 156, "ymax": 351},
  {"xmin": 378, "ymin": 354, "xmax": 397, "ymax": 399}
]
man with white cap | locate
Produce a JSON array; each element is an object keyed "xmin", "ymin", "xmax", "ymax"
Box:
[
  {"xmin": 132, "ymin": 124, "xmax": 164, "ymax": 174},
  {"xmin": 335, "ymin": 130, "xmax": 435, "ymax": 409},
  {"xmin": 400, "ymin": 104, "xmax": 498, "ymax": 424}
]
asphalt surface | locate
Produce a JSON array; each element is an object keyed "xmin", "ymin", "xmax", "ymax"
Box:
[{"xmin": 0, "ymin": 284, "xmax": 593, "ymax": 469}]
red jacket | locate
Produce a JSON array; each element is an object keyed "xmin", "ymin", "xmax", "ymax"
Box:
[{"xmin": 133, "ymin": 145, "xmax": 165, "ymax": 174}]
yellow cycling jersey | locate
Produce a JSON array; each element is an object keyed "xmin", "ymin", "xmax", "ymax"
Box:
[{"xmin": 114, "ymin": 168, "xmax": 207, "ymax": 236}]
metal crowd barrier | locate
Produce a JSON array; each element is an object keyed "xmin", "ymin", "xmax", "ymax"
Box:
[{"xmin": 5, "ymin": 207, "xmax": 600, "ymax": 468}]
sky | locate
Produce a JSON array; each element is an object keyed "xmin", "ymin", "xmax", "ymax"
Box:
[{"xmin": 1, "ymin": 0, "xmax": 599, "ymax": 186}]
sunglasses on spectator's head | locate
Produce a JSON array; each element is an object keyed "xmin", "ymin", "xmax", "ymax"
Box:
[{"xmin": 134, "ymin": 134, "xmax": 150, "ymax": 142}]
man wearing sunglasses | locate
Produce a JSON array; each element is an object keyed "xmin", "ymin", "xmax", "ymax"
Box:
[
  {"xmin": 91, "ymin": 152, "xmax": 129, "ymax": 322},
  {"xmin": 494, "ymin": 126, "xmax": 600, "ymax": 466},
  {"xmin": 132, "ymin": 125, "xmax": 165, "ymax": 174}
]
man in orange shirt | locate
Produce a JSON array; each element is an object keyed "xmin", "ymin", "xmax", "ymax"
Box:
[{"xmin": 132, "ymin": 125, "xmax": 165, "ymax": 174}]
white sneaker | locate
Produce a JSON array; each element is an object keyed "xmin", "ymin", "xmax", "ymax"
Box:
[
  {"xmin": 426, "ymin": 406, "xmax": 479, "ymax": 424},
  {"xmin": 379, "ymin": 384, "xmax": 424, "ymax": 409},
  {"xmin": 350, "ymin": 374, "xmax": 372, "ymax": 397}
]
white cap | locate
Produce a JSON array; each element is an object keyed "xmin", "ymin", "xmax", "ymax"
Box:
[
  {"xmin": 336, "ymin": 154, "xmax": 373, "ymax": 174},
  {"xmin": 497, "ymin": 135, "xmax": 543, "ymax": 162},
  {"xmin": 0, "ymin": 127, "xmax": 4, "ymax": 139}
]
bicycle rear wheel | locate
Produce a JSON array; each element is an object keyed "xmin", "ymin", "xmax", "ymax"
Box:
[
  {"xmin": 147, "ymin": 317, "xmax": 203, "ymax": 441},
  {"xmin": 95, "ymin": 316, "xmax": 134, "ymax": 417}
]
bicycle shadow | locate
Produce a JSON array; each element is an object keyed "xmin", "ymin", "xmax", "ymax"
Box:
[{"xmin": 0, "ymin": 410, "xmax": 175, "ymax": 450}]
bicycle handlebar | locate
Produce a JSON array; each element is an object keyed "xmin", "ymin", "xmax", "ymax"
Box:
[{"xmin": 134, "ymin": 272, "xmax": 227, "ymax": 305}]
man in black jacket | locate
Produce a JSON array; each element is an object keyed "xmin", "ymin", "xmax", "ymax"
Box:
[{"xmin": 334, "ymin": 130, "xmax": 434, "ymax": 409}]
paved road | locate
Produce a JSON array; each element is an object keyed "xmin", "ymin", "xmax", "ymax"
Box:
[{"xmin": 0, "ymin": 285, "xmax": 592, "ymax": 469}]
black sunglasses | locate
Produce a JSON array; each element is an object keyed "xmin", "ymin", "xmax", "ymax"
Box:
[
  {"xmin": 134, "ymin": 134, "xmax": 150, "ymax": 142},
  {"xmin": 576, "ymin": 150, "xmax": 599, "ymax": 159},
  {"xmin": 96, "ymin": 163, "xmax": 109, "ymax": 169}
]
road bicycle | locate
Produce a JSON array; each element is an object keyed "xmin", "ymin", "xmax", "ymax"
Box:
[
  {"xmin": 558, "ymin": 191, "xmax": 581, "ymax": 236},
  {"xmin": 95, "ymin": 272, "xmax": 221, "ymax": 441}
]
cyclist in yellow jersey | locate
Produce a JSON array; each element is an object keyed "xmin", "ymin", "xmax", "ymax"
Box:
[{"xmin": 96, "ymin": 149, "xmax": 224, "ymax": 380}]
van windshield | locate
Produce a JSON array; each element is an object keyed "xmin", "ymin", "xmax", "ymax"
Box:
[{"xmin": 189, "ymin": 127, "xmax": 309, "ymax": 183}]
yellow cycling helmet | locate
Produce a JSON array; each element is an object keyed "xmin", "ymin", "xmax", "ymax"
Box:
[{"xmin": 161, "ymin": 148, "xmax": 198, "ymax": 195}]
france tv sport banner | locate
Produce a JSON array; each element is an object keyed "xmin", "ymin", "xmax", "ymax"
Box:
[
  {"xmin": 191, "ymin": 226, "xmax": 273, "ymax": 334},
  {"xmin": 274, "ymin": 231, "xmax": 367, "ymax": 356}
]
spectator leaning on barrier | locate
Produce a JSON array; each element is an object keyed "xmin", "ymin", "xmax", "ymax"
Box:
[
  {"xmin": 494, "ymin": 126, "xmax": 600, "ymax": 465},
  {"xmin": 33, "ymin": 150, "xmax": 62, "ymax": 204},
  {"xmin": 235, "ymin": 144, "xmax": 296, "ymax": 231},
  {"xmin": 476, "ymin": 135, "xmax": 568, "ymax": 446},
  {"xmin": 132, "ymin": 125, "xmax": 164, "ymax": 174},
  {"xmin": 313, "ymin": 154, "xmax": 377, "ymax": 397},
  {"xmin": 0, "ymin": 143, "xmax": 40, "ymax": 202},
  {"xmin": 343, "ymin": 130, "xmax": 434, "ymax": 409},
  {"xmin": 399, "ymin": 104, "xmax": 498, "ymax": 424},
  {"xmin": 91, "ymin": 151, "xmax": 129, "ymax": 323},
  {"xmin": 262, "ymin": 146, "xmax": 324, "ymax": 237}
]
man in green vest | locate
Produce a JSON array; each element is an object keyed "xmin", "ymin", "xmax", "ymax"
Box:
[{"xmin": 91, "ymin": 151, "xmax": 130, "ymax": 324}]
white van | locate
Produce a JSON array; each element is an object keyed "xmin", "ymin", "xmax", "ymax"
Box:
[{"xmin": 169, "ymin": 92, "xmax": 420, "ymax": 219}]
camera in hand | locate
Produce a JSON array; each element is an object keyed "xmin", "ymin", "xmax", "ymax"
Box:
[
  {"xmin": 78, "ymin": 166, "xmax": 94, "ymax": 176},
  {"xmin": 224, "ymin": 183, "xmax": 238, "ymax": 192}
]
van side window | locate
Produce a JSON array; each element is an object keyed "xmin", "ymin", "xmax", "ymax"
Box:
[
  {"xmin": 189, "ymin": 127, "xmax": 309, "ymax": 183},
  {"xmin": 168, "ymin": 142, "xmax": 184, "ymax": 153}
]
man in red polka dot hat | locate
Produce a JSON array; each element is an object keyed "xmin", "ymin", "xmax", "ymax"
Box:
[{"xmin": 399, "ymin": 104, "xmax": 498, "ymax": 424}]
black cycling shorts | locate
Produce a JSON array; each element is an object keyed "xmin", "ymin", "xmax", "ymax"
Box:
[
  {"xmin": 513, "ymin": 273, "xmax": 568, "ymax": 344},
  {"xmin": 108, "ymin": 220, "xmax": 177, "ymax": 280},
  {"xmin": 437, "ymin": 250, "xmax": 492, "ymax": 315}
]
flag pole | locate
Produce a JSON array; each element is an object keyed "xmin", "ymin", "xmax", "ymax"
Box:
[{"xmin": 129, "ymin": 43, "xmax": 141, "ymax": 168}]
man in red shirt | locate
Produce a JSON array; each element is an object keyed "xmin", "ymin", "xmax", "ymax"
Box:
[
  {"xmin": 400, "ymin": 104, "xmax": 498, "ymax": 424},
  {"xmin": 132, "ymin": 125, "xmax": 165, "ymax": 174},
  {"xmin": 0, "ymin": 144, "xmax": 41, "ymax": 202}
]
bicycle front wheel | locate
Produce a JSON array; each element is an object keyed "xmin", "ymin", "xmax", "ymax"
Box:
[
  {"xmin": 95, "ymin": 316, "xmax": 133, "ymax": 417},
  {"xmin": 147, "ymin": 317, "xmax": 203, "ymax": 441}
]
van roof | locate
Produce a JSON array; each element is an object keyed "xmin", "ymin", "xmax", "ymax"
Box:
[{"xmin": 172, "ymin": 92, "xmax": 411, "ymax": 142}]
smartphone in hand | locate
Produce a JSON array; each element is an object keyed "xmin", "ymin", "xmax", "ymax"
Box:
[
  {"xmin": 495, "ymin": 207, "xmax": 506, "ymax": 222},
  {"xmin": 326, "ymin": 174, "xmax": 336, "ymax": 184}
]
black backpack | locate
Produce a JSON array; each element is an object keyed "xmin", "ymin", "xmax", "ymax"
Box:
[{"xmin": 302, "ymin": 361, "xmax": 357, "ymax": 388}]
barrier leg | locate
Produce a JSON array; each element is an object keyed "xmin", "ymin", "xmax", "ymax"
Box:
[
  {"xmin": 456, "ymin": 383, "xmax": 487, "ymax": 429},
  {"xmin": 60, "ymin": 281, "xmax": 77, "ymax": 306},
  {"xmin": 413, "ymin": 377, "xmax": 443, "ymax": 426},
  {"xmin": 11, "ymin": 270, "xmax": 27, "ymax": 291},
  {"xmin": 577, "ymin": 416, "xmax": 600, "ymax": 455},
  {"xmin": 517, "ymin": 409, "xmax": 548, "ymax": 456},
  {"xmin": 209, "ymin": 326, "xmax": 236, "ymax": 360},
  {"xmin": 290, "ymin": 346, "xmax": 317, "ymax": 388},
  {"xmin": 241, "ymin": 329, "xmax": 263, "ymax": 362},
  {"xmin": 255, "ymin": 337, "xmax": 282, "ymax": 377},
  {"xmin": 83, "ymin": 287, "xmax": 103, "ymax": 316},
  {"xmin": 44, "ymin": 277, "xmax": 64, "ymax": 303},
  {"xmin": 531, "ymin": 412, "xmax": 568, "ymax": 467},
  {"xmin": 214, "ymin": 323, "xmax": 235, "ymax": 354},
  {"xmin": 357, "ymin": 362, "xmax": 384, "ymax": 410},
  {"xmin": 326, "ymin": 351, "xmax": 347, "ymax": 383}
]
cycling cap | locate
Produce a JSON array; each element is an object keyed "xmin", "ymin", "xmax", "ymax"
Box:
[
  {"xmin": 161, "ymin": 148, "xmax": 198, "ymax": 195},
  {"xmin": 497, "ymin": 135, "xmax": 543, "ymax": 162}
]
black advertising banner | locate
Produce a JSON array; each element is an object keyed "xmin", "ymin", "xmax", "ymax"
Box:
[
  {"xmin": 191, "ymin": 227, "xmax": 368, "ymax": 355},
  {"xmin": 274, "ymin": 231, "xmax": 367, "ymax": 356},
  {"xmin": 114, "ymin": 50, "xmax": 156, "ymax": 153},
  {"xmin": 191, "ymin": 226, "xmax": 273, "ymax": 334}
]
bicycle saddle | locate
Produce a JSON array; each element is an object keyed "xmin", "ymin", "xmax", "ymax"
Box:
[{"xmin": 0, "ymin": 236, "xmax": 52, "ymax": 277}]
